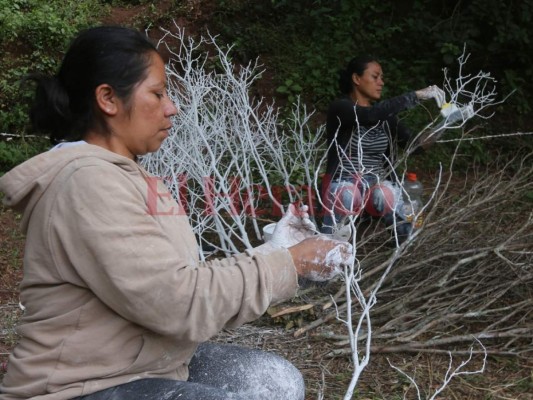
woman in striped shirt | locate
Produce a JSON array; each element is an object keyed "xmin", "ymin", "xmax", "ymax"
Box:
[{"xmin": 320, "ymin": 55, "xmax": 444, "ymax": 242}]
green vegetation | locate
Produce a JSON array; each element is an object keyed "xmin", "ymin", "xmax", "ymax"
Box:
[
  {"xmin": 211, "ymin": 0, "xmax": 533, "ymax": 169},
  {"xmin": 0, "ymin": 0, "xmax": 105, "ymax": 134},
  {"xmin": 212, "ymin": 0, "xmax": 533, "ymax": 115},
  {"xmin": 0, "ymin": 0, "xmax": 106, "ymax": 172},
  {"xmin": 0, "ymin": 137, "xmax": 50, "ymax": 172},
  {"xmin": 1, "ymin": 0, "xmax": 531, "ymax": 173}
]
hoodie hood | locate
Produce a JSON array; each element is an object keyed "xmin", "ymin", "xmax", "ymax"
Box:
[{"xmin": 0, "ymin": 144, "xmax": 141, "ymax": 233}]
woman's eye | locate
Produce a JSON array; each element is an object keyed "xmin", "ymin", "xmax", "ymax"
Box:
[{"xmin": 155, "ymin": 92, "xmax": 164, "ymax": 99}]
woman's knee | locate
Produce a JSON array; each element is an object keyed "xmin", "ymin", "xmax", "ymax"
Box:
[{"xmin": 189, "ymin": 343, "xmax": 305, "ymax": 400}]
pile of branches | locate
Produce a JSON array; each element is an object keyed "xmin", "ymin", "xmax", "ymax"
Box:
[{"xmin": 303, "ymin": 155, "xmax": 533, "ymax": 358}]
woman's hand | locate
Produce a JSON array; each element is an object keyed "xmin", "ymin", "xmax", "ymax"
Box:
[
  {"xmin": 416, "ymin": 85, "xmax": 445, "ymax": 107},
  {"xmin": 260, "ymin": 203, "xmax": 354, "ymax": 282},
  {"xmin": 288, "ymin": 236, "xmax": 354, "ymax": 282},
  {"xmin": 270, "ymin": 203, "xmax": 318, "ymax": 248}
]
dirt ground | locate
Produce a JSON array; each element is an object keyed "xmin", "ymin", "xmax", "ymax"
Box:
[
  {"xmin": 0, "ymin": 205, "xmax": 24, "ymax": 377},
  {"xmin": 1, "ymin": 201, "xmax": 531, "ymax": 399}
]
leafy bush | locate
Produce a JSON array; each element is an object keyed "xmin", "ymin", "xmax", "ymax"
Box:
[
  {"xmin": 212, "ymin": 0, "xmax": 532, "ymax": 122},
  {"xmin": 0, "ymin": 0, "xmax": 105, "ymax": 133},
  {"xmin": 2, "ymin": 0, "xmax": 530, "ymax": 168},
  {"xmin": 0, "ymin": 137, "xmax": 49, "ymax": 173},
  {"xmin": 210, "ymin": 0, "xmax": 532, "ymax": 169}
]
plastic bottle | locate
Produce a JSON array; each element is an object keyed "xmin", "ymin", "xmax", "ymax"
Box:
[
  {"xmin": 440, "ymin": 102, "xmax": 459, "ymax": 118},
  {"xmin": 402, "ymin": 172, "xmax": 424, "ymax": 229}
]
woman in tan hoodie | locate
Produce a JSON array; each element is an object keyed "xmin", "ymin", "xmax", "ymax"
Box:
[{"xmin": 0, "ymin": 26, "xmax": 352, "ymax": 400}]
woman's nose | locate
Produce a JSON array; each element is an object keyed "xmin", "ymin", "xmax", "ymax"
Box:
[{"xmin": 165, "ymin": 99, "xmax": 178, "ymax": 117}]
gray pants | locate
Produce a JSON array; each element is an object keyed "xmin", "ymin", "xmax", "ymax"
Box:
[{"xmin": 74, "ymin": 343, "xmax": 305, "ymax": 400}]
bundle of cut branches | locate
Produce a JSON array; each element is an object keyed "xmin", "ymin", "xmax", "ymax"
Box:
[{"xmin": 305, "ymin": 155, "xmax": 532, "ymax": 359}]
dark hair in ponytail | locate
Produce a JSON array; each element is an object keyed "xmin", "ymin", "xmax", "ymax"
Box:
[
  {"xmin": 27, "ymin": 75, "xmax": 72, "ymax": 144},
  {"xmin": 29, "ymin": 26, "xmax": 158, "ymax": 144},
  {"xmin": 338, "ymin": 55, "xmax": 379, "ymax": 95}
]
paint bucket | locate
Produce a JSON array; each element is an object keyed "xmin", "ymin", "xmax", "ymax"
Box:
[{"xmin": 262, "ymin": 223, "xmax": 277, "ymax": 242}]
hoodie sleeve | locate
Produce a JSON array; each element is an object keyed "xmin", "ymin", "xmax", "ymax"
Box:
[{"xmin": 48, "ymin": 162, "xmax": 298, "ymax": 342}]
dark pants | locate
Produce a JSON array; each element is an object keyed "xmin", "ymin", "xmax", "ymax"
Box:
[{"xmin": 73, "ymin": 343, "xmax": 305, "ymax": 400}]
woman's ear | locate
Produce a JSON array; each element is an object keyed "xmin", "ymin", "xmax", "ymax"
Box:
[
  {"xmin": 95, "ymin": 84, "xmax": 118, "ymax": 116},
  {"xmin": 352, "ymin": 73, "xmax": 360, "ymax": 86}
]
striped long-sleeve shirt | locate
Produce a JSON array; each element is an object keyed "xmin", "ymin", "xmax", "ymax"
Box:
[{"xmin": 325, "ymin": 92, "xmax": 419, "ymax": 180}]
